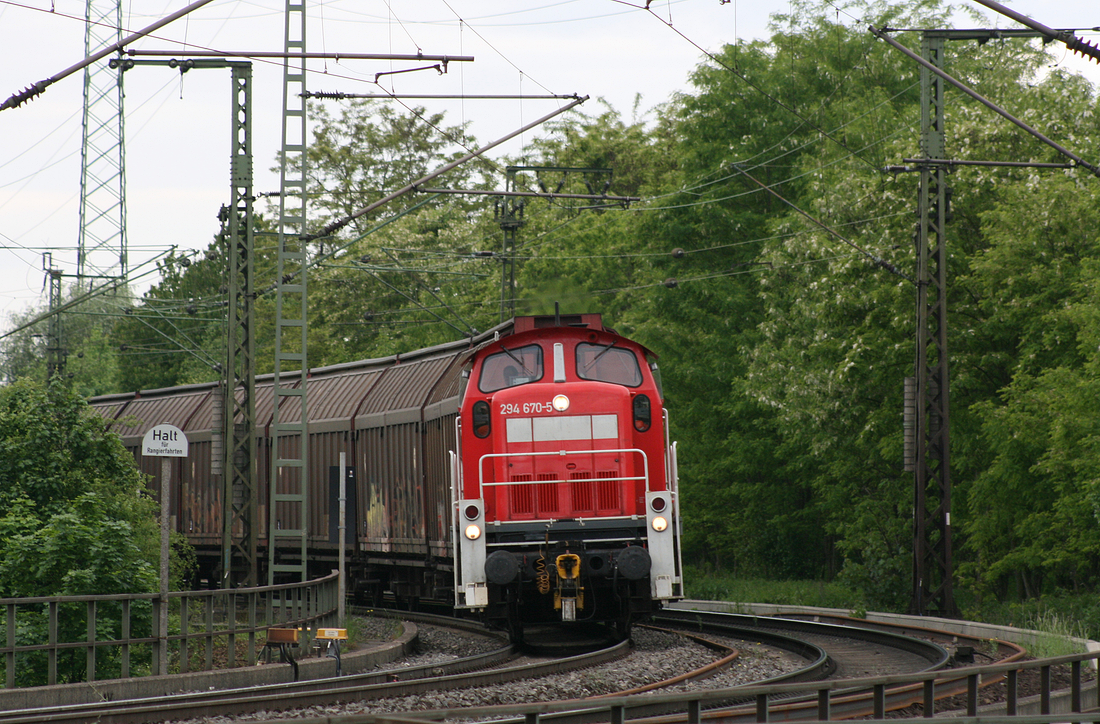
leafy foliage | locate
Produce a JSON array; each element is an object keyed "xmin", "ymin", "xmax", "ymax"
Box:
[
  {"xmin": 0, "ymin": 378, "xmax": 168, "ymax": 683},
  {"xmin": 7, "ymin": 0, "xmax": 1100, "ymax": 615},
  {"xmin": 303, "ymin": 99, "xmax": 488, "ymax": 235},
  {"xmin": 0, "ymin": 287, "xmax": 130, "ymax": 396}
]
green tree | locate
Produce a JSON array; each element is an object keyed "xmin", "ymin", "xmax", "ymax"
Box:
[
  {"xmin": 303, "ymin": 99, "xmax": 489, "ymax": 237},
  {"xmin": 0, "ymin": 286, "xmax": 131, "ymax": 395},
  {"xmin": 111, "ymin": 243, "xmax": 246, "ymax": 391},
  {"xmin": 298, "ymin": 100, "xmax": 506, "ymax": 358},
  {"xmin": 0, "ymin": 378, "xmax": 162, "ymax": 684},
  {"xmin": 729, "ymin": 0, "xmax": 1100, "ymax": 608},
  {"xmin": 961, "ymin": 174, "xmax": 1100, "ymax": 601}
]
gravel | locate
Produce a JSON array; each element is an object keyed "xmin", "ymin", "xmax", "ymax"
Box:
[{"xmin": 171, "ymin": 620, "xmax": 808, "ymax": 723}]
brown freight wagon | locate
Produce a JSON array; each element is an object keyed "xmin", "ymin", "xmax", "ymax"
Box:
[{"xmin": 88, "ymin": 325, "xmax": 505, "ymax": 603}]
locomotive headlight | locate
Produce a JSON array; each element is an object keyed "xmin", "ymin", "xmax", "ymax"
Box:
[
  {"xmin": 464, "ymin": 524, "xmax": 482, "ymax": 540},
  {"xmin": 552, "ymin": 394, "xmax": 570, "ymax": 412},
  {"xmin": 651, "ymin": 516, "xmax": 669, "ymax": 532}
]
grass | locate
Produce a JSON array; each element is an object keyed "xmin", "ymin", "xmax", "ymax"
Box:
[
  {"xmin": 685, "ymin": 566, "xmax": 868, "ymax": 614},
  {"xmin": 966, "ymin": 596, "xmax": 1099, "ymax": 655},
  {"xmin": 1018, "ymin": 611, "xmax": 1089, "ymax": 657}
]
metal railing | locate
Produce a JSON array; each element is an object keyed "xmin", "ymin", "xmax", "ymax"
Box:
[{"xmin": 0, "ymin": 571, "xmax": 339, "ymax": 688}]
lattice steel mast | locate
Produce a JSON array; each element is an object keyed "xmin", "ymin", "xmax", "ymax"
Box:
[
  {"xmin": 872, "ymin": 18, "xmax": 1100, "ymax": 616},
  {"xmin": 78, "ymin": 0, "xmax": 127, "ymax": 289},
  {"xmin": 910, "ymin": 33, "xmax": 955, "ymax": 618},
  {"xmin": 223, "ymin": 62, "xmax": 258, "ymax": 587}
]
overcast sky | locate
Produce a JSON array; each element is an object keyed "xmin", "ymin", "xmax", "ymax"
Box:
[{"xmin": 1, "ymin": 0, "xmax": 1099, "ymax": 325}]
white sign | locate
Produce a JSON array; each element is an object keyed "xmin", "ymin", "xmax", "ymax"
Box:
[{"xmin": 142, "ymin": 424, "xmax": 189, "ymax": 458}]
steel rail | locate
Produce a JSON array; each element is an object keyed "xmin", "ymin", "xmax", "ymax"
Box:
[
  {"xmin": 659, "ymin": 609, "xmax": 1028, "ymax": 717},
  {"xmin": 0, "ymin": 609, "xmax": 1056, "ymax": 724},
  {"xmin": 654, "ymin": 610, "xmax": 952, "ymax": 666},
  {"xmin": 629, "ymin": 611, "xmax": 1022, "ymax": 724},
  {"xmin": 598, "ymin": 611, "xmax": 940, "ymax": 723},
  {"xmin": 593, "ymin": 624, "xmax": 824, "ymax": 699}
]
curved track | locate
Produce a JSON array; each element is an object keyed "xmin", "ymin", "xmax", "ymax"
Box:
[
  {"xmin": 576, "ymin": 609, "xmax": 1027, "ymax": 724},
  {"xmin": 653, "ymin": 609, "xmax": 953, "ymax": 678},
  {"xmin": 0, "ymin": 609, "xmax": 1028, "ymax": 724},
  {"xmin": 399, "ymin": 609, "xmax": 1025, "ymax": 724}
]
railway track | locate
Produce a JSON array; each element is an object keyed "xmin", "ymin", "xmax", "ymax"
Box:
[
  {"xmin": 365, "ymin": 610, "xmax": 1027, "ymax": 724},
  {"xmin": 0, "ymin": 610, "xmax": 769, "ymax": 724},
  {"xmin": 0, "ymin": 609, "xmax": 1030, "ymax": 724},
  {"xmin": 613, "ymin": 609, "xmax": 1026, "ymax": 723}
]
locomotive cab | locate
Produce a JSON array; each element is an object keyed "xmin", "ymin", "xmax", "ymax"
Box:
[{"xmin": 452, "ymin": 314, "xmax": 682, "ymax": 636}]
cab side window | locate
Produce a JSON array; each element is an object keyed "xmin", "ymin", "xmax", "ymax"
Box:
[
  {"xmin": 478, "ymin": 345, "xmax": 544, "ymax": 393},
  {"xmin": 575, "ymin": 343, "xmax": 643, "ymax": 387}
]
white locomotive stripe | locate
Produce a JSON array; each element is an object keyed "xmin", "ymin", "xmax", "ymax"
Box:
[
  {"xmin": 506, "ymin": 417, "xmax": 533, "ymax": 442},
  {"xmin": 533, "ymin": 415, "xmax": 591, "ymax": 441},
  {"xmin": 592, "ymin": 414, "xmax": 618, "ymax": 439},
  {"xmin": 505, "ymin": 414, "xmax": 619, "ymax": 443}
]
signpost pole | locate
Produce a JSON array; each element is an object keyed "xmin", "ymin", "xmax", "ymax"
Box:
[
  {"xmin": 338, "ymin": 451, "xmax": 346, "ymax": 625},
  {"xmin": 141, "ymin": 422, "xmax": 189, "ymax": 678},
  {"xmin": 159, "ymin": 455, "xmax": 170, "ymax": 676}
]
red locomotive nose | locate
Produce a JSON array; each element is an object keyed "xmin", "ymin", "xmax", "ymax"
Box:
[{"xmin": 453, "ymin": 315, "xmax": 681, "ymax": 637}]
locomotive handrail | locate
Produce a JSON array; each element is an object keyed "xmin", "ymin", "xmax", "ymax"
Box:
[
  {"xmin": 477, "ymin": 447, "xmax": 651, "ymax": 493},
  {"xmin": 481, "ymin": 474, "xmax": 646, "ymax": 486},
  {"xmin": 663, "ymin": 408, "xmax": 674, "ymax": 490}
]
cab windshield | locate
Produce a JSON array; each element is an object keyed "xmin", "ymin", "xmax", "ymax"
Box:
[
  {"xmin": 478, "ymin": 344, "xmax": 544, "ymax": 393},
  {"xmin": 575, "ymin": 342, "xmax": 642, "ymax": 387}
]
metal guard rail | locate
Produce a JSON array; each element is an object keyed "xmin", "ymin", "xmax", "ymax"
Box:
[
  {"xmin": 0, "ymin": 570, "xmax": 339, "ymax": 688},
  {"xmin": 368, "ymin": 648, "xmax": 1100, "ymax": 724}
]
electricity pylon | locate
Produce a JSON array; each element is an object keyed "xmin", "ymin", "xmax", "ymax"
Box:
[{"xmin": 78, "ymin": 0, "xmax": 127, "ymax": 290}]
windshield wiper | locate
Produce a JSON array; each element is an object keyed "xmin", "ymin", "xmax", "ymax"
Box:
[
  {"xmin": 582, "ymin": 340, "xmax": 616, "ymax": 372},
  {"xmin": 500, "ymin": 344, "xmax": 537, "ymax": 377}
]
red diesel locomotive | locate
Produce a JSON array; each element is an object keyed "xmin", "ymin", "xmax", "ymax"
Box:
[{"xmin": 452, "ymin": 314, "xmax": 683, "ymax": 637}]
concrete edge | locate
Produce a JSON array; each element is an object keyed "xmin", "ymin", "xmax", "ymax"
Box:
[
  {"xmin": 670, "ymin": 600, "xmax": 1100, "ymax": 651},
  {"xmin": 0, "ymin": 621, "xmax": 419, "ymax": 709}
]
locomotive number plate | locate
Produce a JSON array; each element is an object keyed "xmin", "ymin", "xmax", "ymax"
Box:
[{"xmin": 500, "ymin": 401, "xmax": 554, "ymax": 415}]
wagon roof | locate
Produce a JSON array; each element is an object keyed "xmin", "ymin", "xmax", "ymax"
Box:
[{"xmin": 86, "ymin": 314, "xmax": 646, "ymax": 436}]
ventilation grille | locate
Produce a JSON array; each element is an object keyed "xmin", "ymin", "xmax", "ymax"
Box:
[
  {"xmin": 509, "ymin": 473, "xmax": 560, "ymax": 516},
  {"xmin": 510, "ymin": 474, "xmax": 533, "ymax": 515}
]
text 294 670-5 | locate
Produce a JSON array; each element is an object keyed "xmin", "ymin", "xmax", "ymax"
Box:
[{"xmin": 499, "ymin": 401, "xmax": 554, "ymax": 415}]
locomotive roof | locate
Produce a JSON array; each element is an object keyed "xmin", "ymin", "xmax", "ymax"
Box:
[{"xmin": 473, "ymin": 313, "xmax": 656, "ymax": 361}]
